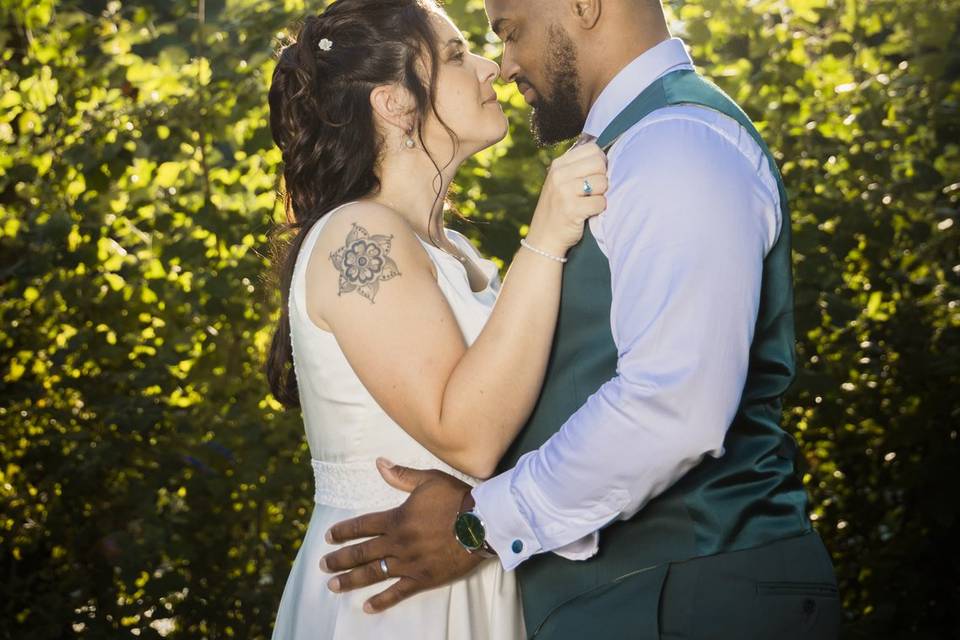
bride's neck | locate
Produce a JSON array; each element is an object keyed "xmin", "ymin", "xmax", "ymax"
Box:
[{"xmin": 370, "ymin": 148, "xmax": 463, "ymax": 244}]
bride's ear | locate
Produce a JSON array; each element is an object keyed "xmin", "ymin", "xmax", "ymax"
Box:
[{"xmin": 370, "ymin": 84, "xmax": 416, "ymax": 135}]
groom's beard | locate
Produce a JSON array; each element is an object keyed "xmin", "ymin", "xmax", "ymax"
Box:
[{"xmin": 529, "ymin": 25, "xmax": 586, "ymax": 146}]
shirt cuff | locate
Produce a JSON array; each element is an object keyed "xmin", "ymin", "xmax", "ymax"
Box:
[{"xmin": 471, "ymin": 467, "xmax": 541, "ymax": 571}]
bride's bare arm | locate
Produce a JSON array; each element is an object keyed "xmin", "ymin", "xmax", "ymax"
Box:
[{"xmin": 308, "ymin": 145, "xmax": 607, "ymax": 478}]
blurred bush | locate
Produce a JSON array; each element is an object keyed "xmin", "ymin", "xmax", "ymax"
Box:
[{"xmin": 0, "ymin": 0, "xmax": 957, "ymax": 637}]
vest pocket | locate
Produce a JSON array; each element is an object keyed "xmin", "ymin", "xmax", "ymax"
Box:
[
  {"xmin": 532, "ymin": 563, "xmax": 670, "ymax": 639},
  {"xmin": 755, "ymin": 581, "xmax": 838, "ymax": 597},
  {"xmin": 754, "ymin": 581, "xmax": 841, "ymax": 638}
]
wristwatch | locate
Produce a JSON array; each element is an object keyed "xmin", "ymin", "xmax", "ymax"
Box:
[{"xmin": 453, "ymin": 490, "xmax": 495, "ymax": 558}]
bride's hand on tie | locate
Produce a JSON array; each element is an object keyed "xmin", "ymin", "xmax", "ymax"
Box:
[
  {"xmin": 524, "ymin": 141, "xmax": 609, "ymax": 258},
  {"xmin": 319, "ymin": 459, "xmax": 483, "ymax": 613}
]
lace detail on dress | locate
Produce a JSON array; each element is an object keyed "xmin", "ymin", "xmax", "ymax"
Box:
[{"xmin": 311, "ymin": 457, "xmax": 480, "ymax": 511}]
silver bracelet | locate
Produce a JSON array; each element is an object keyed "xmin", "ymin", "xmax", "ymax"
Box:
[{"xmin": 520, "ymin": 238, "xmax": 568, "ymax": 263}]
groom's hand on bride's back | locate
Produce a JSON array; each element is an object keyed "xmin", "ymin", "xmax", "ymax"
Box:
[{"xmin": 319, "ymin": 458, "xmax": 486, "ymax": 613}]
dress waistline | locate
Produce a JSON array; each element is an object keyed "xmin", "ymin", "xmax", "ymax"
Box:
[{"xmin": 310, "ymin": 457, "xmax": 478, "ymax": 511}]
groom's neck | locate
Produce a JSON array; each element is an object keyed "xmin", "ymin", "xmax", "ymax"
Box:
[{"xmin": 579, "ymin": 10, "xmax": 671, "ymax": 114}]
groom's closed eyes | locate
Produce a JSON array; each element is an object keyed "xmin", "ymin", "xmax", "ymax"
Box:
[{"xmin": 490, "ymin": 18, "xmax": 518, "ymax": 43}]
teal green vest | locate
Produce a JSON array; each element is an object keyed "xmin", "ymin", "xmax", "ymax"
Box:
[{"xmin": 498, "ymin": 69, "xmax": 812, "ymax": 635}]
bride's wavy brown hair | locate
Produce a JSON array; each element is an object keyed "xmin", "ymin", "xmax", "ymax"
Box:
[{"xmin": 266, "ymin": 0, "xmax": 458, "ymax": 407}]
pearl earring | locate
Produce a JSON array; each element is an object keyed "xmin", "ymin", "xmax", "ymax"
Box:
[{"xmin": 404, "ymin": 136, "xmax": 415, "ymax": 149}]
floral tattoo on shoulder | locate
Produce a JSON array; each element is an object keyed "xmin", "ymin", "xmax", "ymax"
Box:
[{"xmin": 329, "ymin": 223, "xmax": 401, "ymax": 303}]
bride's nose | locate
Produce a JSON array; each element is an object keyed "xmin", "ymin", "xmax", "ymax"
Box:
[{"xmin": 477, "ymin": 56, "xmax": 500, "ymax": 85}]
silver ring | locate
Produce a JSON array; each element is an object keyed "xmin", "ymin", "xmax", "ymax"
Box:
[
  {"xmin": 379, "ymin": 558, "xmax": 389, "ymax": 576},
  {"xmin": 582, "ymin": 178, "xmax": 593, "ymax": 196}
]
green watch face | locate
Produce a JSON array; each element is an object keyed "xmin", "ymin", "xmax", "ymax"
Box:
[{"xmin": 454, "ymin": 511, "xmax": 486, "ymax": 551}]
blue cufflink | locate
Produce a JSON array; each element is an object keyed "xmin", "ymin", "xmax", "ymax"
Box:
[{"xmin": 511, "ymin": 539, "xmax": 524, "ymax": 554}]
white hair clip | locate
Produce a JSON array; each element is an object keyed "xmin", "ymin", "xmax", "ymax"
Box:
[{"xmin": 318, "ymin": 38, "xmax": 333, "ymax": 52}]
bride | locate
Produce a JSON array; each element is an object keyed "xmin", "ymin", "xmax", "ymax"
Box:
[{"xmin": 265, "ymin": 0, "xmax": 607, "ymax": 637}]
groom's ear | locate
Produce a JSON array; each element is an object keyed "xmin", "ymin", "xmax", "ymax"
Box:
[{"xmin": 568, "ymin": 0, "xmax": 601, "ymax": 29}]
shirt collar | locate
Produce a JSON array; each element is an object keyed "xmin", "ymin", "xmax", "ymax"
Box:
[{"xmin": 582, "ymin": 37, "xmax": 694, "ymax": 138}]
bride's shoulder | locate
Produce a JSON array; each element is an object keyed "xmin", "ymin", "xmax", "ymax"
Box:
[
  {"xmin": 306, "ymin": 200, "xmax": 433, "ymax": 290},
  {"xmin": 312, "ymin": 201, "xmax": 421, "ymax": 258},
  {"xmin": 318, "ymin": 200, "xmax": 407, "ymax": 237},
  {"xmin": 315, "ymin": 200, "xmax": 414, "ymax": 241}
]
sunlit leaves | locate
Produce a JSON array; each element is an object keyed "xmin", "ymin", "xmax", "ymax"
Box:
[
  {"xmin": 670, "ymin": 0, "xmax": 959, "ymax": 634},
  {"xmin": 1, "ymin": 0, "xmax": 315, "ymax": 637},
  {"xmin": 0, "ymin": 0, "xmax": 957, "ymax": 638}
]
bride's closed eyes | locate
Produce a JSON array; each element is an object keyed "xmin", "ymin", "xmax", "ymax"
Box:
[{"xmin": 445, "ymin": 39, "xmax": 468, "ymax": 64}]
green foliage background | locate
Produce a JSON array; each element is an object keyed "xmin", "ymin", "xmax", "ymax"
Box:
[{"xmin": 1, "ymin": 0, "xmax": 957, "ymax": 637}]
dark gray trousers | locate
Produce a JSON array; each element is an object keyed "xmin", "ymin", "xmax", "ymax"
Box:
[{"xmin": 534, "ymin": 532, "xmax": 841, "ymax": 639}]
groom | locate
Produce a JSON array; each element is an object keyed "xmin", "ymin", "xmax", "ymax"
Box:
[{"xmin": 320, "ymin": 0, "xmax": 840, "ymax": 637}]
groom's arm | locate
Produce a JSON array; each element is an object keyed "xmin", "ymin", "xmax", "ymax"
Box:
[
  {"xmin": 317, "ymin": 111, "xmax": 784, "ymax": 612},
  {"xmin": 472, "ymin": 110, "xmax": 783, "ymax": 570}
]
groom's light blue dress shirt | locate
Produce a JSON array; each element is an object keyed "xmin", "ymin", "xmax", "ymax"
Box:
[{"xmin": 472, "ymin": 37, "xmax": 783, "ymax": 570}]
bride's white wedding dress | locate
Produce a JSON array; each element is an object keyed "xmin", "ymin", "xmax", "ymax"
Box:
[{"xmin": 270, "ymin": 201, "xmax": 525, "ymax": 639}]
